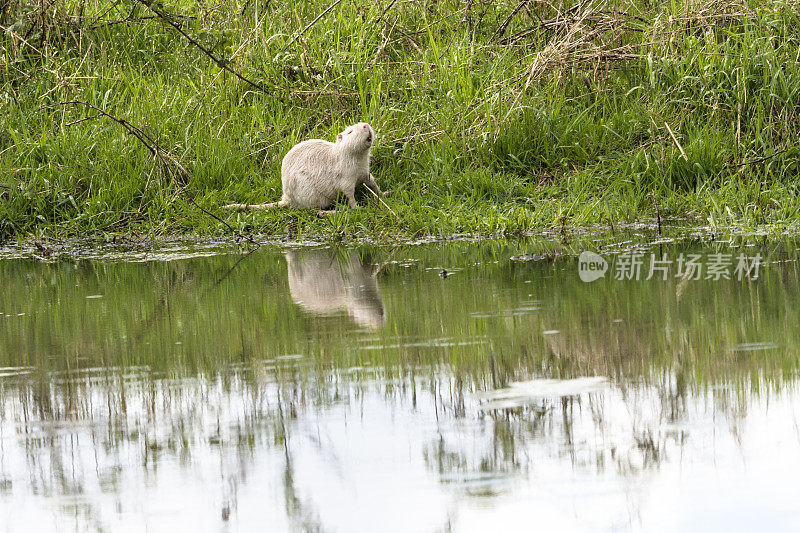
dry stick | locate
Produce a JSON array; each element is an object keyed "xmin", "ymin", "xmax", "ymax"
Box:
[
  {"xmin": 90, "ymin": 14, "xmax": 194, "ymax": 29},
  {"xmin": 362, "ymin": 184, "xmax": 400, "ymax": 220},
  {"xmin": 730, "ymin": 148, "xmax": 789, "ymax": 169},
  {"xmin": 438, "ymin": 17, "xmax": 465, "ymax": 60},
  {"xmin": 90, "ymin": 0, "xmax": 127, "ymax": 26},
  {"xmin": 281, "ymin": 0, "xmax": 345, "ymax": 52},
  {"xmin": 373, "ymin": 0, "xmax": 401, "ymax": 63},
  {"xmin": 65, "ymin": 113, "xmax": 103, "ymax": 127},
  {"xmin": 491, "ymin": 0, "xmax": 530, "ymax": 41},
  {"xmin": 211, "ymin": 7, "xmax": 271, "ymax": 86},
  {"xmin": 379, "ymin": 0, "xmax": 400, "ymax": 20},
  {"xmin": 0, "ymin": 23, "xmax": 45, "ymax": 55},
  {"xmin": 374, "ymin": 16, "xmax": 399, "ymax": 63},
  {"xmin": 131, "ymin": 0, "xmax": 273, "ymax": 96},
  {"xmin": 41, "ymin": 100, "xmax": 158, "ymax": 154},
  {"xmin": 664, "ymin": 122, "xmax": 688, "ymax": 161}
]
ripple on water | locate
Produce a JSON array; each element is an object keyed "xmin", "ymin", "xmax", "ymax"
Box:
[
  {"xmin": 730, "ymin": 342, "xmax": 779, "ymax": 352},
  {"xmin": 0, "ymin": 367, "xmax": 34, "ymax": 379},
  {"xmin": 359, "ymin": 337, "xmax": 488, "ymax": 350},
  {"xmin": 470, "ymin": 305, "xmax": 541, "ymax": 318},
  {"xmin": 476, "ymin": 377, "xmax": 610, "ymax": 410}
]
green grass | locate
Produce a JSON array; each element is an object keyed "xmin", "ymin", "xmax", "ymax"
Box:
[{"xmin": 2, "ymin": 0, "xmax": 800, "ymax": 241}]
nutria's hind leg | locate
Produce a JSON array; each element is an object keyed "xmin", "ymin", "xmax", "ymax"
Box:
[{"xmin": 317, "ymin": 209, "xmax": 336, "ymax": 217}]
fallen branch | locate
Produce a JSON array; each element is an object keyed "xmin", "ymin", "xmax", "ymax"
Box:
[
  {"xmin": 41, "ymin": 100, "xmax": 157, "ymax": 154},
  {"xmin": 40, "ymin": 100, "xmax": 189, "ymax": 181},
  {"xmin": 282, "ymin": 0, "xmax": 345, "ymax": 52},
  {"xmin": 131, "ymin": 0, "xmax": 275, "ymax": 96},
  {"xmin": 90, "ymin": 13, "xmax": 195, "ymax": 30},
  {"xmin": 65, "ymin": 113, "xmax": 103, "ymax": 127},
  {"xmin": 730, "ymin": 148, "xmax": 789, "ymax": 169},
  {"xmin": 186, "ymin": 198, "xmax": 260, "ymax": 246},
  {"xmin": 491, "ymin": 0, "xmax": 530, "ymax": 42}
]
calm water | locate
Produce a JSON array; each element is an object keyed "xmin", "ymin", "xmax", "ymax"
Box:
[{"xmin": 1, "ymin": 236, "xmax": 799, "ymax": 532}]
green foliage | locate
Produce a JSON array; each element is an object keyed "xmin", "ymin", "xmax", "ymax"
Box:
[{"xmin": 2, "ymin": 0, "xmax": 800, "ymax": 240}]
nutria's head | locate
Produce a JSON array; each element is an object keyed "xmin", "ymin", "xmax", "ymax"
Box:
[{"xmin": 336, "ymin": 122, "xmax": 374, "ymax": 153}]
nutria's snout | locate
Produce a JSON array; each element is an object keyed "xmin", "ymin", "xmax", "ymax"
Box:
[{"xmin": 362, "ymin": 123, "xmax": 373, "ymax": 146}]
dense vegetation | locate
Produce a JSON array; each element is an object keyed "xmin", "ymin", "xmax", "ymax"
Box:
[{"xmin": 2, "ymin": 0, "xmax": 800, "ymax": 241}]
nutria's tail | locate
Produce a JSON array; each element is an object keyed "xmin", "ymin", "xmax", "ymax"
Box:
[{"xmin": 222, "ymin": 199, "xmax": 288, "ymax": 210}]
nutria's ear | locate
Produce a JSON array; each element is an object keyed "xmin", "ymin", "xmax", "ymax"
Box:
[{"xmin": 337, "ymin": 133, "xmax": 343, "ymax": 141}]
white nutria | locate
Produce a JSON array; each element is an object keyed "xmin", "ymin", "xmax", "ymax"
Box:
[{"xmin": 224, "ymin": 122, "xmax": 381, "ymax": 212}]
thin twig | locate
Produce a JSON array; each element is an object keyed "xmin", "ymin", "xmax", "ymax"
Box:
[
  {"xmin": 131, "ymin": 0, "xmax": 274, "ymax": 96},
  {"xmin": 730, "ymin": 148, "xmax": 789, "ymax": 169},
  {"xmin": 40, "ymin": 100, "xmax": 190, "ymax": 184},
  {"xmin": 90, "ymin": 14, "xmax": 195, "ymax": 29},
  {"xmin": 40, "ymin": 100, "xmax": 157, "ymax": 153},
  {"xmin": 379, "ymin": 0, "xmax": 399, "ymax": 20},
  {"xmin": 211, "ymin": 7, "xmax": 271, "ymax": 86},
  {"xmin": 39, "ymin": 102, "xmax": 253, "ymax": 241},
  {"xmin": 65, "ymin": 113, "xmax": 103, "ymax": 127},
  {"xmin": 186, "ymin": 198, "xmax": 260, "ymax": 246},
  {"xmin": 492, "ymin": 0, "xmax": 530, "ymax": 41},
  {"xmin": 282, "ymin": 0, "xmax": 345, "ymax": 52}
]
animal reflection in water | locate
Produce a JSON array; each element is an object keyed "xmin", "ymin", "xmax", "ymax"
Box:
[{"xmin": 285, "ymin": 249, "xmax": 385, "ymax": 329}]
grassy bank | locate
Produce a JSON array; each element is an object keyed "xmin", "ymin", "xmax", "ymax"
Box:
[{"xmin": 2, "ymin": 0, "xmax": 800, "ymax": 241}]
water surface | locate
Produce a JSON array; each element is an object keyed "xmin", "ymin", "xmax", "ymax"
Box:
[{"xmin": 1, "ymin": 236, "xmax": 799, "ymax": 531}]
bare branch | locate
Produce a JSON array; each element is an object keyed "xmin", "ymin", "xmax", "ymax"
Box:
[
  {"xmin": 130, "ymin": 0, "xmax": 276, "ymax": 96},
  {"xmin": 282, "ymin": 0, "xmax": 345, "ymax": 52}
]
